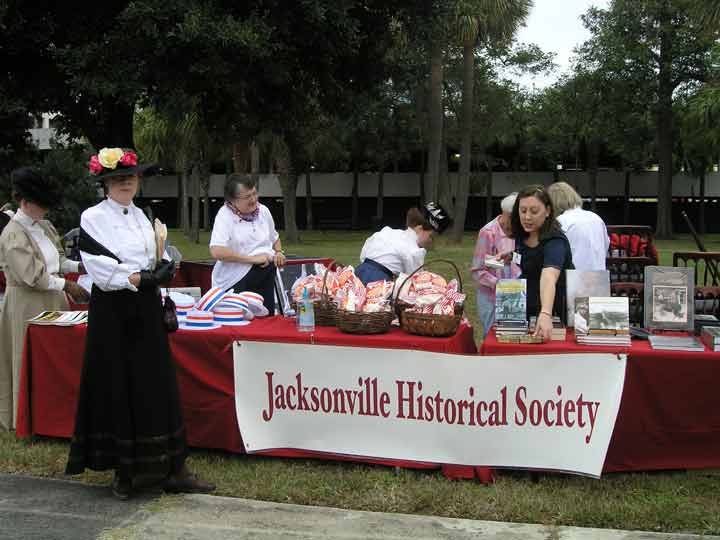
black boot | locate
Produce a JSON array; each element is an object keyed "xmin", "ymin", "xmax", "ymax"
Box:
[
  {"xmin": 111, "ymin": 471, "xmax": 132, "ymax": 500},
  {"xmin": 164, "ymin": 465, "xmax": 215, "ymax": 494}
]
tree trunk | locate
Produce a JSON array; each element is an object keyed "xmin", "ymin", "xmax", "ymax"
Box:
[
  {"xmin": 376, "ymin": 167, "xmax": 385, "ymax": 223},
  {"xmin": 250, "ymin": 140, "xmax": 260, "ymax": 179},
  {"xmin": 427, "ymin": 42, "xmax": 444, "ymax": 204},
  {"xmin": 655, "ymin": 11, "xmax": 674, "ymax": 239},
  {"xmin": 176, "ymin": 175, "xmax": 183, "ymax": 229},
  {"xmin": 232, "ymin": 141, "xmax": 250, "ymax": 173},
  {"xmin": 438, "ymin": 139, "xmax": 453, "ymax": 215},
  {"xmin": 274, "ymin": 137, "xmax": 299, "ymax": 243},
  {"xmin": 419, "ymin": 150, "xmax": 426, "ymax": 206},
  {"xmin": 450, "ymin": 40, "xmax": 475, "ymax": 244},
  {"xmin": 199, "ymin": 163, "xmax": 211, "ymax": 232},
  {"xmin": 587, "ymin": 138, "xmax": 600, "ymax": 212},
  {"xmin": 484, "ymin": 160, "xmax": 493, "ymax": 226},
  {"xmin": 203, "ymin": 194, "xmax": 210, "ymax": 231},
  {"xmin": 623, "ymin": 168, "xmax": 631, "ymax": 225},
  {"xmin": 280, "ymin": 172, "xmax": 299, "ymax": 242},
  {"xmin": 351, "ymin": 160, "xmax": 360, "ymax": 229},
  {"xmin": 305, "ymin": 169, "xmax": 313, "ymax": 230},
  {"xmin": 181, "ymin": 169, "xmax": 190, "ymax": 237},
  {"xmin": 699, "ymin": 170, "xmax": 706, "ymax": 235},
  {"xmin": 189, "ymin": 165, "xmax": 200, "ymax": 244}
]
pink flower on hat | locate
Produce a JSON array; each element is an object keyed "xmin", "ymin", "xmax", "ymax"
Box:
[
  {"xmin": 89, "ymin": 155, "xmax": 104, "ymax": 175},
  {"xmin": 119, "ymin": 151, "xmax": 138, "ymax": 167}
]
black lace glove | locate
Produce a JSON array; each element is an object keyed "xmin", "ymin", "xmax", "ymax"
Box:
[
  {"xmin": 138, "ymin": 260, "xmax": 176, "ymax": 290},
  {"xmin": 138, "ymin": 270, "xmax": 158, "ymax": 290},
  {"xmin": 153, "ymin": 259, "xmax": 176, "ymax": 284}
]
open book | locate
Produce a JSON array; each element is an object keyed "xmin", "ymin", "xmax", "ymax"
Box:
[{"xmin": 28, "ymin": 310, "xmax": 88, "ymax": 326}]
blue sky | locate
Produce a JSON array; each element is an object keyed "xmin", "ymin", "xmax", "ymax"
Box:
[{"xmin": 511, "ymin": 0, "xmax": 611, "ymax": 89}]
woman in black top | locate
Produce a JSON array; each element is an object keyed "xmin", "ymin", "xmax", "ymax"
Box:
[{"xmin": 509, "ymin": 184, "xmax": 574, "ymax": 340}]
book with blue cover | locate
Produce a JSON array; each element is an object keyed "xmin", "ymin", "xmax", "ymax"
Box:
[{"xmin": 495, "ymin": 279, "xmax": 527, "ymax": 322}]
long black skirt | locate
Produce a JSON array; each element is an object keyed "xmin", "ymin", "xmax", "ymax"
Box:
[{"xmin": 65, "ymin": 285, "xmax": 188, "ymax": 479}]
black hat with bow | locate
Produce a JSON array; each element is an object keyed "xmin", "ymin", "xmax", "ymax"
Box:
[{"xmin": 423, "ymin": 201, "xmax": 451, "ymax": 234}]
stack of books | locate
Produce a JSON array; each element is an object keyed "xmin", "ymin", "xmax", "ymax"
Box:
[
  {"xmin": 494, "ymin": 279, "xmax": 529, "ymax": 337},
  {"xmin": 574, "ymin": 296, "xmax": 631, "ymax": 347},
  {"xmin": 495, "ymin": 319, "xmax": 529, "ymax": 336},
  {"xmin": 528, "ymin": 315, "xmax": 566, "ymax": 340},
  {"xmin": 496, "ymin": 334, "xmax": 543, "ymax": 344},
  {"xmin": 648, "ymin": 335, "xmax": 705, "ymax": 352},
  {"xmin": 694, "ymin": 314, "xmax": 720, "ymax": 335},
  {"xmin": 700, "ymin": 326, "xmax": 720, "ymax": 352}
]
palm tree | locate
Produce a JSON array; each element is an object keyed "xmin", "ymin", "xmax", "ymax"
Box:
[
  {"xmin": 135, "ymin": 101, "xmax": 227, "ymax": 243},
  {"xmin": 448, "ymin": 0, "xmax": 531, "ymax": 242},
  {"xmin": 692, "ymin": 0, "xmax": 720, "ymax": 29},
  {"xmin": 134, "ymin": 107, "xmax": 191, "ymax": 235}
]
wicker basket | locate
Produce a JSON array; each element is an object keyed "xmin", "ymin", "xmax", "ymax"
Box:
[
  {"xmin": 291, "ymin": 260, "xmax": 338, "ymax": 326},
  {"xmin": 336, "ymin": 309, "xmax": 394, "ymax": 334},
  {"xmin": 398, "ymin": 259, "xmax": 464, "ymax": 337}
]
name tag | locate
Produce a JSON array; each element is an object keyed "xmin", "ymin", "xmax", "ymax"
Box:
[{"xmin": 512, "ymin": 252, "xmax": 522, "ymax": 266}]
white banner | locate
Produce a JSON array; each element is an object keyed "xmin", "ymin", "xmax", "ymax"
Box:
[{"xmin": 233, "ymin": 341, "xmax": 626, "ymax": 477}]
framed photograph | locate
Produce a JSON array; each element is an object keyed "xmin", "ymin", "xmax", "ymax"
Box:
[{"xmin": 643, "ymin": 266, "xmax": 694, "ymax": 331}]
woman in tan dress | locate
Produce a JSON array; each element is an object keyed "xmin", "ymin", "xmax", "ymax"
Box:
[{"xmin": 0, "ymin": 167, "xmax": 88, "ymax": 430}]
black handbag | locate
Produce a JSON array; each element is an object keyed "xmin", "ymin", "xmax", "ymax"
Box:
[{"xmin": 163, "ymin": 294, "xmax": 179, "ymax": 332}]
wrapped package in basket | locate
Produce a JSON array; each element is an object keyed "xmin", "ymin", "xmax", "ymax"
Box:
[
  {"xmin": 400, "ymin": 270, "xmax": 466, "ymax": 317},
  {"xmin": 335, "ymin": 275, "xmax": 395, "ymax": 335},
  {"xmin": 290, "ymin": 263, "xmax": 340, "ymax": 303},
  {"xmin": 362, "ymin": 280, "xmax": 394, "ymax": 313}
]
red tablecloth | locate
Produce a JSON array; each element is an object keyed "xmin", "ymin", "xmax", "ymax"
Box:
[
  {"xmin": 481, "ymin": 330, "xmax": 720, "ymax": 473},
  {"xmin": 16, "ymin": 317, "xmax": 491, "ymax": 482}
]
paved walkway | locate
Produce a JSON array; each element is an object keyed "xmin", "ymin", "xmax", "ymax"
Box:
[{"xmin": 0, "ymin": 473, "xmax": 715, "ymax": 540}]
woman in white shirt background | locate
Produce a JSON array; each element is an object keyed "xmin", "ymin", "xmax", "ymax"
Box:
[
  {"xmin": 355, "ymin": 202, "xmax": 451, "ymax": 285},
  {"xmin": 547, "ymin": 182, "xmax": 610, "ymax": 271},
  {"xmin": 0, "ymin": 167, "xmax": 88, "ymax": 430},
  {"xmin": 65, "ymin": 148, "xmax": 214, "ymax": 500},
  {"xmin": 209, "ymin": 174, "xmax": 286, "ymax": 313}
]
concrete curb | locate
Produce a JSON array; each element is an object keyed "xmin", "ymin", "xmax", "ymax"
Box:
[{"xmin": 1, "ymin": 474, "xmax": 716, "ymax": 540}]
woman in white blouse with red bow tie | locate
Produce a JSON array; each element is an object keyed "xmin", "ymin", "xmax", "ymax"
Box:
[{"xmin": 209, "ymin": 174, "xmax": 286, "ymax": 313}]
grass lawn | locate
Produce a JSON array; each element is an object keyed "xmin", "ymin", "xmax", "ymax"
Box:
[{"xmin": 2, "ymin": 229, "xmax": 719, "ymax": 534}]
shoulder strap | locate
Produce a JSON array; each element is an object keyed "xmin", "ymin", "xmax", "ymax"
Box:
[{"xmin": 79, "ymin": 227, "xmax": 121, "ymax": 263}]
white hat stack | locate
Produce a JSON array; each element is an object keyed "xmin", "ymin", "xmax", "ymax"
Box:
[
  {"xmin": 169, "ymin": 291, "xmax": 196, "ymax": 323},
  {"xmin": 235, "ymin": 291, "xmax": 270, "ymax": 317},
  {"xmin": 177, "ymin": 287, "xmax": 269, "ymax": 330}
]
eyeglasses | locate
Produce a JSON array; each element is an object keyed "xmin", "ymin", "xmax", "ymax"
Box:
[{"xmin": 233, "ymin": 190, "xmax": 258, "ymax": 201}]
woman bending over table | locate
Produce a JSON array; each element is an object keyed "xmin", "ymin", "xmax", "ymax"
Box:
[
  {"xmin": 0, "ymin": 167, "xmax": 87, "ymax": 430},
  {"xmin": 355, "ymin": 202, "xmax": 451, "ymax": 285},
  {"xmin": 506, "ymin": 184, "xmax": 574, "ymax": 341},
  {"xmin": 65, "ymin": 147, "xmax": 214, "ymax": 500},
  {"xmin": 209, "ymin": 174, "xmax": 286, "ymax": 313}
]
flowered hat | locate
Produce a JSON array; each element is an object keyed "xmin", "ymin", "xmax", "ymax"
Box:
[{"xmin": 88, "ymin": 147, "xmax": 159, "ymax": 180}]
